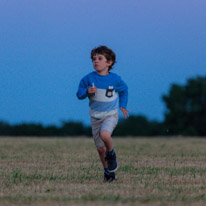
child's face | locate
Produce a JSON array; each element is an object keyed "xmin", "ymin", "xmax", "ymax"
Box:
[{"xmin": 92, "ymin": 54, "xmax": 112, "ymax": 75}]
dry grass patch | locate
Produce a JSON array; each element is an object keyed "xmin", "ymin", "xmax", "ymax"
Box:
[{"xmin": 0, "ymin": 137, "xmax": 206, "ymax": 205}]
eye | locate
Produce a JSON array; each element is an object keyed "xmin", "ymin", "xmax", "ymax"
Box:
[
  {"xmin": 98, "ymin": 57, "xmax": 102, "ymax": 61},
  {"xmin": 92, "ymin": 57, "xmax": 96, "ymax": 61}
]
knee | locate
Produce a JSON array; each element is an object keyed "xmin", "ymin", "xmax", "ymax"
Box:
[
  {"xmin": 97, "ymin": 146, "xmax": 106, "ymax": 154},
  {"xmin": 100, "ymin": 130, "xmax": 111, "ymax": 141}
]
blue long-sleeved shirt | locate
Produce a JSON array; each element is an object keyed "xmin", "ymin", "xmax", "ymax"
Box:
[{"xmin": 77, "ymin": 71, "xmax": 128, "ymax": 119}]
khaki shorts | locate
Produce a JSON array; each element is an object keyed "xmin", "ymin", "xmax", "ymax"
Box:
[{"xmin": 90, "ymin": 114, "xmax": 119, "ymax": 149}]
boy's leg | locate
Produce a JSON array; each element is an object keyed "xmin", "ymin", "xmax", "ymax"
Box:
[
  {"xmin": 100, "ymin": 115, "xmax": 118, "ymax": 172},
  {"xmin": 99, "ymin": 130, "xmax": 113, "ymax": 151},
  {"xmin": 97, "ymin": 145, "xmax": 116, "ymax": 182},
  {"xmin": 90, "ymin": 117, "xmax": 108, "ymax": 168},
  {"xmin": 100, "ymin": 114, "xmax": 118, "ymax": 152},
  {"xmin": 90, "ymin": 115, "xmax": 118, "ymax": 179},
  {"xmin": 100, "ymin": 130, "xmax": 118, "ymax": 172},
  {"xmin": 97, "ymin": 146, "xmax": 107, "ymax": 168}
]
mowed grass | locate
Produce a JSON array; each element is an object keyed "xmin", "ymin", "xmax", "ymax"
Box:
[{"xmin": 1, "ymin": 137, "xmax": 206, "ymax": 206}]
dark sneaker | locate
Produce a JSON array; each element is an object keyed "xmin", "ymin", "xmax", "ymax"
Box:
[
  {"xmin": 105, "ymin": 151, "xmax": 118, "ymax": 172},
  {"xmin": 104, "ymin": 172, "xmax": 116, "ymax": 183}
]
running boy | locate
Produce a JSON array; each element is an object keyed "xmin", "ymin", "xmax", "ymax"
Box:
[{"xmin": 76, "ymin": 46, "xmax": 129, "ymax": 182}]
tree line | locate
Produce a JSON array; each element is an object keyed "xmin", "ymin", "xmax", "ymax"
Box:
[{"xmin": 1, "ymin": 76, "xmax": 206, "ymax": 137}]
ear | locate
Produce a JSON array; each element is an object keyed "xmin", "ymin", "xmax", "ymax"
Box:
[{"xmin": 107, "ymin": 60, "xmax": 113, "ymax": 66}]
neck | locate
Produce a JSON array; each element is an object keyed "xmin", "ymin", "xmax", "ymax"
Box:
[{"xmin": 97, "ymin": 70, "xmax": 109, "ymax": 76}]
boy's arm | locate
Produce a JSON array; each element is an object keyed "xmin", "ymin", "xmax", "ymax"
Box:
[
  {"xmin": 116, "ymin": 76, "xmax": 129, "ymax": 118},
  {"xmin": 76, "ymin": 77, "xmax": 89, "ymax": 100}
]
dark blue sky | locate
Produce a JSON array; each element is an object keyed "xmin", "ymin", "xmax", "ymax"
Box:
[{"xmin": 0, "ymin": 0, "xmax": 206, "ymax": 125}]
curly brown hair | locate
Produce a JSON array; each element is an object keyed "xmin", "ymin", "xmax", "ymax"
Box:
[{"xmin": 91, "ymin": 46, "xmax": 116, "ymax": 71}]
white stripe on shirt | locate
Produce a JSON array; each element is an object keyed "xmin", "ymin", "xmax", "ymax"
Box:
[{"xmin": 89, "ymin": 88, "xmax": 117, "ymax": 102}]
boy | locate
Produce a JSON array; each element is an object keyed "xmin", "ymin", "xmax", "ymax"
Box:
[{"xmin": 76, "ymin": 46, "xmax": 129, "ymax": 182}]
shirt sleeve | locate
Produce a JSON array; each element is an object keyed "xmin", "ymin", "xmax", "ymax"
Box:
[
  {"xmin": 116, "ymin": 76, "xmax": 128, "ymax": 109},
  {"xmin": 76, "ymin": 76, "xmax": 89, "ymax": 100}
]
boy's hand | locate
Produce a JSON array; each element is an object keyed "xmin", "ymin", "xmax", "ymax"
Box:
[
  {"xmin": 87, "ymin": 86, "xmax": 97, "ymax": 94},
  {"xmin": 120, "ymin": 107, "xmax": 129, "ymax": 119}
]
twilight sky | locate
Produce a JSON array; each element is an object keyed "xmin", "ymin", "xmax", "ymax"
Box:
[{"xmin": 0, "ymin": 0, "xmax": 206, "ymax": 125}]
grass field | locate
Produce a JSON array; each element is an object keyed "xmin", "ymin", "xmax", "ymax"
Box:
[{"xmin": 1, "ymin": 137, "xmax": 206, "ymax": 206}]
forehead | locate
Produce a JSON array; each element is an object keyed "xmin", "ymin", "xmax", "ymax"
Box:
[{"xmin": 92, "ymin": 54, "xmax": 106, "ymax": 58}]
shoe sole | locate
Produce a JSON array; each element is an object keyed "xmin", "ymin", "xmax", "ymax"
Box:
[
  {"xmin": 108, "ymin": 165, "xmax": 118, "ymax": 173},
  {"xmin": 104, "ymin": 176, "xmax": 117, "ymax": 183}
]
